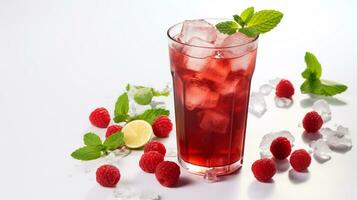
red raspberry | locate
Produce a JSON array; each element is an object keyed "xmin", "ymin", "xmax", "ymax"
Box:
[
  {"xmin": 290, "ymin": 149, "xmax": 311, "ymax": 172},
  {"xmin": 139, "ymin": 151, "xmax": 164, "ymax": 173},
  {"xmin": 105, "ymin": 125, "xmax": 123, "ymax": 138},
  {"xmin": 152, "ymin": 116, "xmax": 173, "ymax": 138},
  {"xmin": 155, "ymin": 161, "xmax": 180, "ymax": 187},
  {"xmin": 303, "ymin": 111, "xmax": 323, "ymax": 133},
  {"xmin": 251, "ymin": 158, "xmax": 277, "ymax": 182},
  {"xmin": 96, "ymin": 164, "xmax": 120, "ymax": 187},
  {"xmin": 89, "ymin": 107, "xmax": 110, "ymax": 128},
  {"xmin": 270, "ymin": 137, "xmax": 292, "ymax": 160},
  {"xmin": 144, "ymin": 141, "xmax": 166, "ymax": 156},
  {"xmin": 276, "ymin": 79, "xmax": 295, "ymax": 98}
]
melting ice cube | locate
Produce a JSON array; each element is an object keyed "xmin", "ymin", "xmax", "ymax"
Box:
[
  {"xmin": 249, "ymin": 92, "xmax": 267, "ymax": 117},
  {"xmin": 268, "ymin": 78, "xmax": 281, "ymax": 87},
  {"xmin": 259, "ymin": 84, "xmax": 274, "ymax": 96},
  {"xmin": 203, "ymin": 169, "xmax": 219, "ymax": 183},
  {"xmin": 259, "ymin": 131, "xmax": 295, "ymax": 158},
  {"xmin": 320, "ymin": 127, "xmax": 352, "ymax": 151},
  {"xmin": 220, "ymin": 32, "xmax": 256, "ymax": 58},
  {"xmin": 185, "ymin": 81, "xmax": 219, "ymax": 110},
  {"xmin": 230, "ymin": 51, "xmax": 255, "ymax": 72},
  {"xmin": 199, "ymin": 110, "xmax": 229, "ymax": 134},
  {"xmin": 274, "ymin": 96, "xmax": 293, "ymax": 108},
  {"xmin": 310, "ymin": 139, "xmax": 332, "ymax": 162},
  {"xmin": 312, "ymin": 99, "xmax": 331, "ymax": 122},
  {"xmin": 178, "ymin": 19, "xmax": 217, "ymax": 43},
  {"xmin": 183, "ymin": 37, "xmax": 216, "ymax": 58}
]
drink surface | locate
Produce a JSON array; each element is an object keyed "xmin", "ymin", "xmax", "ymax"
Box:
[{"xmin": 168, "ymin": 19, "xmax": 258, "ymax": 167}]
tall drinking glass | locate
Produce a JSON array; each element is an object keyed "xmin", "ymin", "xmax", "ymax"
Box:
[{"xmin": 167, "ymin": 19, "xmax": 258, "ymax": 175}]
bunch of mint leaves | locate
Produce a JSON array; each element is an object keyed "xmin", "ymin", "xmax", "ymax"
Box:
[
  {"xmin": 71, "ymin": 84, "xmax": 170, "ymax": 161},
  {"xmin": 216, "ymin": 7, "xmax": 283, "ymax": 37},
  {"xmin": 300, "ymin": 52, "xmax": 347, "ymax": 96},
  {"xmin": 71, "ymin": 132, "xmax": 124, "ymax": 160},
  {"xmin": 114, "ymin": 85, "xmax": 170, "ymax": 124}
]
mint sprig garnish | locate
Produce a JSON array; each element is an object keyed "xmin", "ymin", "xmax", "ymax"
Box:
[
  {"xmin": 71, "ymin": 132, "xmax": 124, "ymax": 161},
  {"xmin": 216, "ymin": 7, "xmax": 283, "ymax": 37},
  {"xmin": 300, "ymin": 52, "xmax": 347, "ymax": 96},
  {"xmin": 114, "ymin": 92, "xmax": 129, "ymax": 123},
  {"xmin": 130, "ymin": 108, "xmax": 170, "ymax": 124}
]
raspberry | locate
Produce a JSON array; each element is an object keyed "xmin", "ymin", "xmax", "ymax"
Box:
[
  {"xmin": 96, "ymin": 165, "xmax": 120, "ymax": 187},
  {"xmin": 290, "ymin": 149, "xmax": 311, "ymax": 172},
  {"xmin": 276, "ymin": 79, "xmax": 295, "ymax": 98},
  {"xmin": 89, "ymin": 107, "xmax": 110, "ymax": 128},
  {"xmin": 270, "ymin": 137, "xmax": 292, "ymax": 160},
  {"xmin": 303, "ymin": 111, "xmax": 323, "ymax": 133},
  {"xmin": 105, "ymin": 125, "xmax": 123, "ymax": 138},
  {"xmin": 139, "ymin": 151, "xmax": 164, "ymax": 173},
  {"xmin": 155, "ymin": 161, "xmax": 180, "ymax": 187},
  {"xmin": 251, "ymin": 158, "xmax": 276, "ymax": 182},
  {"xmin": 152, "ymin": 116, "xmax": 173, "ymax": 138},
  {"xmin": 144, "ymin": 141, "xmax": 166, "ymax": 156}
]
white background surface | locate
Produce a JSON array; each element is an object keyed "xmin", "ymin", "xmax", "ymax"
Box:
[{"xmin": 0, "ymin": 0, "xmax": 356, "ymax": 199}]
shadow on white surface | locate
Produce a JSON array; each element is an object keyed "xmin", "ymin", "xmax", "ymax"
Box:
[
  {"xmin": 288, "ymin": 169, "xmax": 310, "ymax": 184},
  {"xmin": 247, "ymin": 180, "xmax": 275, "ymax": 199},
  {"xmin": 83, "ymin": 185, "xmax": 113, "ymax": 200},
  {"xmin": 299, "ymin": 96, "xmax": 347, "ymax": 108},
  {"xmin": 275, "ymin": 158, "xmax": 290, "ymax": 173},
  {"xmin": 302, "ymin": 131, "xmax": 322, "ymax": 144}
]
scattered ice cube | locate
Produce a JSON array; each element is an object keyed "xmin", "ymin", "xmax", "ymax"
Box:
[
  {"xmin": 320, "ymin": 127, "xmax": 352, "ymax": 151},
  {"xmin": 310, "ymin": 139, "xmax": 332, "ymax": 162},
  {"xmin": 114, "ymin": 186, "xmax": 137, "ymax": 200},
  {"xmin": 248, "ymin": 92, "xmax": 267, "ymax": 117},
  {"xmin": 274, "ymin": 96, "xmax": 293, "ymax": 108},
  {"xmin": 165, "ymin": 148, "xmax": 177, "ymax": 158},
  {"xmin": 259, "ymin": 131, "xmax": 295, "ymax": 158},
  {"xmin": 199, "ymin": 110, "xmax": 229, "ymax": 134},
  {"xmin": 312, "ymin": 99, "xmax": 331, "ymax": 122},
  {"xmin": 183, "ymin": 37, "xmax": 216, "ymax": 58},
  {"xmin": 268, "ymin": 78, "xmax": 281, "ymax": 87},
  {"xmin": 139, "ymin": 191, "xmax": 160, "ymax": 200},
  {"xmin": 112, "ymin": 146, "xmax": 132, "ymax": 159},
  {"xmin": 203, "ymin": 169, "xmax": 219, "ymax": 183},
  {"xmin": 185, "ymin": 81, "xmax": 219, "ymax": 110},
  {"xmin": 178, "ymin": 19, "xmax": 217, "ymax": 43},
  {"xmin": 259, "ymin": 84, "xmax": 274, "ymax": 96}
]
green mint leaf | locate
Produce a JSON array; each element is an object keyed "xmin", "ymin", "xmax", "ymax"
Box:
[
  {"xmin": 303, "ymin": 52, "xmax": 322, "ymax": 79},
  {"xmin": 114, "ymin": 92, "xmax": 129, "ymax": 123},
  {"xmin": 233, "ymin": 15, "xmax": 245, "ymax": 27},
  {"xmin": 300, "ymin": 79, "xmax": 322, "ymax": 95},
  {"xmin": 83, "ymin": 132, "xmax": 102, "ymax": 146},
  {"xmin": 246, "ymin": 10, "xmax": 283, "ymax": 34},
  {"xmin": 319, "ymin": 80, "xmax": 348, "ymax": 96},
  {"xmin": 125, "ymin": 84, "xmax": 130, "ymax": 91},
  {"xmin": 240, "ymin": 7, "xmax": 254, "ymax": 23},
  {"xmin": 215, "ymin": 21, "xmax": 238, "ymax": 35},
  {"xmin": 134, "ymin": 87, "xmax": 154, "ymax": 105},
  {"xmin": 103, "ymin": 132, "xmax": 124, "ymax": 150},
  {"xmin": 131, "ymin": 108, "xmax": 169, "ymax": 124},
  {"xmin": 239, "ymin": 27, "xmax": 259, "ymax": 37},
  {"xmin": 71, "ymin": 146, "xmax": 102, "ymax": 161}
]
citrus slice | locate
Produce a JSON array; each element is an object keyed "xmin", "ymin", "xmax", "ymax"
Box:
[{"xmin": 122, "ymin": 120, "xmax": 153, "ymax": 148}]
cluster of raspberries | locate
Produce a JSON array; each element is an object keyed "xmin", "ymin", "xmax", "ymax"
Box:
[
  {"xmin": 140, "ymin": 141, "xmax": 181, "ymax": 187},
  {"xmin": 252, "ymin": 136, "xmax": 311, "ymax": 182}
]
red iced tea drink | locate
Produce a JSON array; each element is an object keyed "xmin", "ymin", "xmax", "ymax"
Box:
[{"xmin": 167, "ymin": 19, "xmax": 258, "ymax": 175}]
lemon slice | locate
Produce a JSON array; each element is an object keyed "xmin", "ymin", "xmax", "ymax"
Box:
[{"xmin": 122, "ymin": 120, "xmax": 153, "ymax": 148}]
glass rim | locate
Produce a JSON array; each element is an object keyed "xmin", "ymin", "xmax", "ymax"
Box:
[{"xmin": 167, "ymin": 18, "xmax": 259, "ymax": 49}]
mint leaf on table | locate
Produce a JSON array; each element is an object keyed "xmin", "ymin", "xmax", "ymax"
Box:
[
  {"xmin": 83, "ymin": 132, "xmax": 102, "ymax": 146},
  {"xmin": 114, "ymin": 92, "xmax": 129, "ymax": 123},
  {"xmin": 300, "ymin": 52, "xmax": 347, "ymax": 96},
  {"xmin": 71, "ymin": 146, "xmax": 102, "ymax": 161},
  {"xmin": 131, "ymin": 108, "xmax": 169, "ymax": 124},
  {"xmin": 216, "ymin": 7, "xmax": 283, "ymax": 37},
  {"xmin": 240, "ymin": 7, "xmax": 254, "ymax": 24},
  {"xmin": 103, "ymin": 132, "xmax": 124, "ymax": 151},
  {"xmin": 215, "ymin": 21, "xmax": 238, "ymax": 35}
]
